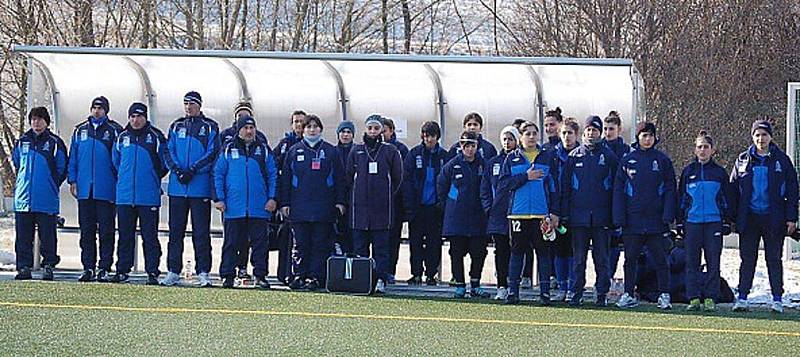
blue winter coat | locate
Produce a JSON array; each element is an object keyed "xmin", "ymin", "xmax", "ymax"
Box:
[
  {"xmin": 729, "ymin": 144, "xmax": 798, "ymax": 233},
  {"xmin": 113, "ymin": 122, "xmax": 168, "ymax": 207},
  {"xmin": 480, "ymin": 150, "xmax": 512, "ymax": 235},
  {"xmin": 448, "ymin": 135, "xmax": 497, "ymax": 161},
  {"xmin": 279, "ymin": 139, "xmax": 346, "ymax": 223},
  {"xmin": 164, "ymin": 114, "xmax": 220, "ymax": 198},
  {"xmin": 498, "ymin": 146, "xmax": 561, "ymax": 219},
  {"xmin": 402, "ymin": 143, "xmax": 448, "ymax": 219},
  {"xmin": 67, "ymin": 116, "xmax": 123, "ymax": 202},
  {"xmin": 13, "ymin": 129, "xmax": 68, "ymax": 214},
  {"xmin": 612, "ymin": 142, "xmax": 677, "ymax": 234},
  {"xmin": 438, "ymin": 154, "xmax": 486, "ymax": 237},
  {"xmin": 678, "ymin": 159, "xmax": 732, "ymax": 224},
  {"xmin": 213, "ymin": 137, "xmax": 277, "ymax": 220},
  {"xmin": 346, "ymin": 142, "xmax": 403, "ymax": 230},
  {"xmin": 561, "ymin": 143, "xmax": 618, "ymax": 228}
]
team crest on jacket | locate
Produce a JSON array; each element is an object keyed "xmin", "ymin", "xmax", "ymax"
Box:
[
  {"xmin": 42, "ymin": 141, "xmax": 50, "ymax": 151},
  {"xmin": 652, "ymin": 160, "xmax": 659, "ymax": 171},
  {"xmin": 102, "ymin": 131, "xmax": 111, "ymax": 141},
  {"xmin": 319, "ymin": 150, "xmax": 326, "ymax": 160},
  {"xmin": 198, "ymin": 126, "xmax": 207, "ymax": 136},
  {"xmin": 775, "ymin": 161, "xmax": 782, "ymax": 172},
  {"xmin": 255, "ymin": 146, "xmax": 262, "ymax": 156},
  {"xmin": 598, "ymin": 154, "xmax": 605, "ymax": 166},
  {"xmin": 146, "ymin": 134, "xmax": 153, "ymax": 143}
]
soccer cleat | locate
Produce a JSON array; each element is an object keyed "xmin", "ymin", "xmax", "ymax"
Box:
[
  {"xmin": 256, "ymin": 276, "xmax": 271, "ymax": 290},
  {"xmin": 703, "ymin": 298, "xmax": 716, "ymax": 312},
  {"xmin": 159, "ymin": 271, "xmax": 182, "ymax": 286},
  {"xmin": 686, "ymin": 298, "xmax": 702, "ymax": 311},
  {"xmin": 454, "ymin": 286, "xmax": 467, "ymax": 298},
  {"xmin": 565, "ymin": 290, "xmax": 575, "ymax": 302},
  {"xmin": 540, "ymin": 292, "xmax": 551, "ymax": 306},
  {"xmin": 520, "ymin": 277, "xmax": 533, "ymax": 289},
  {"xmin": 110, "ymin": 272, "xmax": 129, "ymax": 283},
  {"xmin": 78, "ymin": 269, "xmax": 95, "ymax": 282},
  {"xmin": 41, "ymin": 265, "xmax": 54, "ymax": 281},
  {"xmin": 552, "ymin": 290, "xmax": 567, "ymax": 302},
  {"xmin": 732, "ymin": 298, "xmax": 749, "ymax": 312},
  {"xmin": 375, "ymin": 279, "xmax": 387, "ymax": 294},
  {"xmin": 470, "ymin": 287, "xmax": 491, "ymax": 299},
  {"xmin": 771, "ymin": 301, "xmax": 784, "ymax": 314},
  {"xmin": 222, "ymin": 276, "xmax": 235, "ymax": 288},
  {"xmin": 425, "ymin": 276, "xmax": 439, "ymax": 286},
  {"xmin": 15, "ymin": 268, "xmax": 32, "ymax": 280},
  {"xmin": 657, "ymin": 293, "xmax": 672, "ymax": 310},
  {"xmin": 96, "ymin": 268, "xmax": 110, "ymax": 283},
  {"xmin": 504, "ymin": 292, "xmax": 520, "ymax": 305},
  {"xmin": 494, "ymin": 287, "xmax": 509, "ymax": 300},
  {"xmin": 406, "ymin": 276, "xmax": 423, "ymax": 286},
  {"xmin": 616, "ymin": 293, "xmax": 639, "ymax": 308},
  {"xmin": 595, "ymin": 294, "xmax": 607, "ymax": 307},
  {"xmin": 197, "ymin": 272, "xmax": 213, "ymax": 288},
  {"xmin": 146, "ymin": 273, "xmax": 160, "ymax": 286}
]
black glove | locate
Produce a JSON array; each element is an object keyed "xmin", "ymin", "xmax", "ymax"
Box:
[
  {"xmin": 178, "ymin": 169, "xmax": 194, "ymax": 184},
  {"xmin": 722, "ymin": 222, "xmax": 732, "ymax": 236}
]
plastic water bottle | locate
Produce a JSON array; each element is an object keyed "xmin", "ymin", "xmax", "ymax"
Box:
[{"xmin": 183, "ymin": 260, "xmax": 193, "ymax": 280}]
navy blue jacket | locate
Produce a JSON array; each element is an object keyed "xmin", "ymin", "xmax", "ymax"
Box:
[
  {"xmin": 729, "ymin": 144, "xmax": 798, "ymax": 233},
  {"xmin": 279, "ymin": 139, "xmax": 346, "ymax": 223},
  {"xmin": 448, "ymin": 135, "xmax": 497, "ymax": 161},
  {"xmin": 164, "ymin": 113, "xmax": 220, "ymax": 198},
  {"xmin": 220, "ymin": 124, "xmax": 268, "ymax": 146},
  {"xmin": 274, "ymin": 131, "xmax": 302, "ymax": 176},
  {"xmin": 543, "ymin": 135, "xmax": 561, "ymax": 152},
  {"xmin": 480, "ymin": 150, "xmax": 512, "ymax": 235},
  {"xmin": 678, "ymin": 159, "xmax": 733, "ymax": 224},
  {"xmin": 602, "ymin": 137, "xmax": 631, "ymax": 161},
  {"xmin": 561, "ymin": 143, "xmax": 618, "ymax": 228},
  {"xmin": 386, "ymin": 134, "xmax": 409, "ymax": 222},
  {"xmin": 213, "ymin": 137, "xmax": 277, "ymax": 219},
  {"xmin": 113, "ymin": 122, "xmax": 168, "ymax": 207},
  {"xmin": 346, "ymin": 141, "xmax": 403, "ymax": 230},
  {"xmin": 13, "ymin": 129, "xmax": 68, "ymax": 214},
  {"xmin": 613, "ymin": 142, "xmax": 677, "ymax": 234},
  {"xmin": 67, "ymin": 117, "xmax": 123, "ymax": 202},
  {"xmin": 438, "ymin": 154, "xmax": 486, "ymax": 237},
  {"xmin": 336, "ymin": 142, "xmax": 354, "ymax": 168},
  {"xmin": 402, "ymin": 143, "xmax": 448, "ymax": 219},
  {"xmin": 498, "ymin": 146, "xmax": 561, "ymax": 219}
]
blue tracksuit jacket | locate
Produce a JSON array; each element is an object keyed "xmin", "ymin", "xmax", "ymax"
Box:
[
  {"xmin": 279, "ymin": 139, "xmax": 346, "ymax": 223},
  {"xmin": 403, "ymin": 143, "xmax": 448, "ymax": 219},
  {"xmin": 497, "ymin": 146, "xmax": 561, "ymax": 219},
  {"xmin": 164, "ymin": 114, "xmax": 220, "ymax": 198},
  {"xmin": 480, "ymin": 150, "xmax": 512, "ymax": 235},
  {"xmin": 213, "ymin": 137, "xmax": 277, "ymax": 219},
  {"xmin": 561, "ymin": 143, "xmax": 618, "ymax": 228},
  {"xmin": 113, "ymin": 122, "xmax": 168, "ymax": 207},
  {"xmin": 13, "ymin": 129, "xmax": 68, "ymax": 214},
  {"xmin": 678, "ymin": 159, "xmax": 732, "ymax": 224},
  {"xmin": 612, "ymin": 142, "xmax": 676, "ymax": 234},
  {"xmin": 67, "ymin": 116, "xmax": 123, "ymax": 202},
  {"xmin": 438, "ymin": 153, "xmax": 486, "ymax": 237}
]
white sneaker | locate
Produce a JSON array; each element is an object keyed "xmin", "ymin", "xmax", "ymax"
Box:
[
  {"xmin": 552, "ymin": 290, "xmax": 567, "ymax": 302},
  {"xmin": 732, "ymin": 298, "xmax": 749, "ymax": 312},
  {"xmin": 494, "ymin": 287, "xmax": 509, "ymax": 300},
  {"xmin": 375, "ymin": 279, "xmax": 386, "ymax": 294},
  {"xmin": 159, "ymin": 271, "xmax": 182, "ymax": 286},
  {"xmin": 197, "ymin": 272, "xmax": 213, "ymax": 287},
  {"xmin": 565, "ymin": 290, "xmax": 575, "ymax": 302},
  {"xmin": 616, "ymin": 293, "xmax": 639, "ymax": 308},
  {"xmin": 771, "ymin": 301, "xmax": 784, "ymax": 314},
  {"xmin": 657, "ymin": 293, "xmax": 672, "ymax": 310},
  {"xmin": 520, "ymin": 277, "xmax": 532, "ymax": 289}
]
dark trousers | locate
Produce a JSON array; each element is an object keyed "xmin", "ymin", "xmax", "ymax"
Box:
[
  {"xmin": 221, "ymin": 217, "xmax": 268, "ymax": 278},
  {"xmin": 738, "ymin": 214, "xmax": 784, "ymax": 299},
  {"xmin": 78, "ymin": 199, "xmax": 116, "ymax": 271},
  {"xmin": 353, "ymin": 229, "xmax": 390, "ymax": 281},
  {"xmin": 335, "ymin": 213, "xmax": 353, "ymax": 254},
  {"xmin": 685, "ymin": 222, "xmax": 722, "ymax": 300},
  {"xmin": 167, "ymin": 196, "xmax": 211, "ymax": 274},
  {"xmin": 553, "ymin": 230, "xmax": 575, "ymax": 291},
  {"xmin": 609, "ymin": 231, "xmax": 624, "ymax": 279},
  {"xmin": 275, "ymin": 221, "xmax": 293, "ymax": 283},
  {"xmin": 448, "ymin": 235, "xmax": 488, "ymax": 286},
  {"xmin": 491, "ymin": 234, "xmax": 510, "ymax": 288},
  {"xmin": 15, "ymin": 212, "xmax": 59, "ymax": 269},
  {"xmin": 220, "ymin": 212, "xmax": 249, "ymax": 271},
  {"xmin": 408, "ymin": 206, "xmax": 443, "ymax": 278},
  {"xmin": 292, "ymin": 222, "xmax": 333, "ymax": 281},
  {"xmin": 571, "ymin": 227, "xmax": 611, "ymax": 296},
  {"xmin": 509, "ymin": 219, "xmax": 552, "ymax": 294},
  {"xmin": 388, "ymin": 219, "xmax": 403, "ymax": 276},
  {"xmin": 523, "ymin": 246, "xmax": 534, "ymax": 279},
  {"xmin": 116, "ymin": 205, "xmax": 161, "ymax": 275},
  {"xmin": 623, "ymin": 233, "xmax": 669, "ymax": 295}
]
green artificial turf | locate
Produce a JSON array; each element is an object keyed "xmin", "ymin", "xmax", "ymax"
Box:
[{"xmin": 1, "ymin": 281, "xmax": 798, "ymax": 355}]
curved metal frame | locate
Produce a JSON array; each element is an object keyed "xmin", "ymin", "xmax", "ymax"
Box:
[
  {"xmin": 423, "ymin": 64, "xmax": 447, "ymax": 141},
  {"xmin": 321, "ymin": 60, "xmax": 349, "ymax": 121},
  {"xmin": 29, "ymin": 57, "xmax": 60, "ymax": 133},
  {"xmin": 222, "ymin": 58, "xmax": 251, "ymax": 102},
  {"xmin": 526, "ymin": 66, "xmax": 546, "ymax": 143},
  {"xmin": 121, "ymin": 56, "xmax": 158, "ymax": 125}
]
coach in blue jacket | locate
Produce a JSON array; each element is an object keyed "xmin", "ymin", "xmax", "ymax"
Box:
[
  {"xmin": 13, "ymin": 107, "xmax": 67, "ymax": 281},
  {"xmin": 561, "ymin": 116, "xmax": 618, "ymax": 306},
  {"xmin": 280, "ymin": 115, "xmax": 346, "ymax": 290},
  {"xmin": 613, "ymin": 122, "xmax": 676, "ymax": 310},
  {"xmin": 730, "ymin": 120, "xmax": 798, "ymax": 313},
  {"xmin": 214, "ymin": 116, "xmax": 277, "ymax": 289},
  {"xmin": 162, "ymin": 91, "xmax": 220, "ymax": 287},
  {"xmin": 68, "ymin": 96, "xmax": 123, "ymax": 282},
  {"xmin": 346, "ymin": 114, "xmax": 403, "ymax": 293},
  {"xmin": 111, "ymin": 103, "xmax": 168, "ymax": 285}
]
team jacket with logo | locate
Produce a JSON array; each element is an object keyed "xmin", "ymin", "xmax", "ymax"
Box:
[
  {"xmin": 114, "ymin": 123, "xmax": 168, "ymax": 207},
  {"xmin": 561, "ymin": 143, "xmax": 618, "ymax": 228},
  {"xmin": 13, "ymin": 129, "xmax": 68, "ymax": 214},
  {"xmin": 612, "ymin": 142, "xmax": 676, "ymax": 234},
  {"xmin": 164, "ymin": 114, "xmax": 220, "ymax": 198},
  {"xmin": 497, "ymin": 146, "xmax": 560, "ymax": 220},
  {"xmin": 279, "ymin": 139, "xmax": 346, "ymax": 223},
  {"xmin": 346, "ymin": 142, "xmax": 403, "ymax": 230},
  {"xmin": 67, "ymin": 117, "xmax": 123, "ymax": 202},
  {"xmin": 438, "ymin": 153, "xmax": 486, "ymax": 237},
  {"xmin": 480, "ymin": 150, "xmax": 512, "ymax": 235},
  {"xmin": 402, "ymin": 143, "xmax": 448, "ymax": 220},
  {"xmin": 677, "ymin": 159, "xmax": 732, "ymax": 225},
  {"xmin": 213, "ymin": 137, "xmax": 277, "ymax": 220}
]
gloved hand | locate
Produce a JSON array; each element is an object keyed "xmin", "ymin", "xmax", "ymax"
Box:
[
  {"xmin": 178, "ymin": 169, "xmax": 194, "ymax": 184},
  {"xmin": 675, "ymin": 223, "xmax": 685, "ymax": 238},
  {"xmin": 722, "ymin": 222, "xmax": 732, "ymax": 236}
]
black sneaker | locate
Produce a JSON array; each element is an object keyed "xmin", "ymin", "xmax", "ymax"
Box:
[
  {"xmin": 505, "ymin": 293, "xmax": 520, "ymax": 305},
  {"xmin": 256, "ymin": 276, "xmax": 271, "ymax": 290},
  {"xmin": 306, "ymin": 278, "xmax": 320, "ymax": 291},
  {"xmin": 222, "ymin": 276, "xmax": 235, "ymax": 288},
  {"xmin": 406, "ymin": 276, "xmax": 423, "ymax": 285},
  {"xmin": 237, "ymin": 268, "xmax": 251, "ymax": 280},
  {"xmin": 595, "ymin": 294, "xmax": 608, "ymax": 307},
  {"xmin": 78, "ymin": 269, "xmax": 95, "ymax": 282},
  {"xmin": 569, "ymin": 293, "xmax": 583, "ymax": 306},
  {"xmin": 110, "ymin": 273, "xmax": 129, "ymax": 283},
  {"xmin": 146, "ymin": 273, "xmax": 160, "ymax": 285},
  {"xmin": 425, "ymin": 276, "xmax": 439, "ymax": 286},
  {"xmin": 15, "ymin": 268, "xmax": 32, "ymax": 280},
  {"xmin": 41, "ymin": 265, "xmax": 54, "ymax": 281},
  {"xmin": 96, "ymin": 268, "xmax": 110, "ymax": 283},
  {"xmin": 289, "ymin": 277, "xmax": 307, "ymax": 290},
  {"xmin": 540, "ymin": 293, "xmax": 551, "ymax": 306}
]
